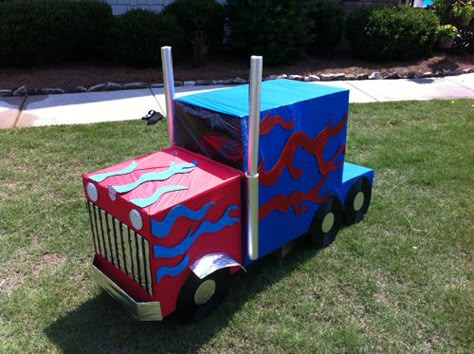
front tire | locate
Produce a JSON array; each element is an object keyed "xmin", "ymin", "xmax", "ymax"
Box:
[
  {"xmin": 176, "ymin": 268, "xmax": 230, "ymax": 322},
  {"xmin": 344, "ymin": 177, "xmax": 371, "ymax": 225},
  {"xmin": 310, "ymin": 196, "xmax": 343, "ymax": 248}
]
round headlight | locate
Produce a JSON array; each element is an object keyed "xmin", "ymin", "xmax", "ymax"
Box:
[
  {"xmin": 129, "ymin": 209, "xmax": 143, "ymax": 230},
  {"xmin": 86, "ymin": 182, "xmax": 98, "ymax": 202}
]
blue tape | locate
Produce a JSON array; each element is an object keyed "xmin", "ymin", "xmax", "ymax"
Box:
[
  {"xmin": 111, "ymin": 161, "xmax": 195, "ymax": 194},
  {"xmin": 131, "ymin": 185, "xmax": 187, "ymax": 208},
  {"xmin": 155, "ymin": 255, "xmax": 189, "ymax": 284},
  {"xmin": 89, "ymin": 161, "xmax": 137, "ymax": 182},
  {"xmin": 152, "ymin": 201, "xmax": 216, "ymax": 238},
  {"xmin": 153, "ymin": 205, "xmax": 239, "ymax": 258}
]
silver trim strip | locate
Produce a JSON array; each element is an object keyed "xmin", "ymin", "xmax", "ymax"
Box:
[
  {"xmin": 246, "ymin": 55, "xmax": 263, "ymax": 260},
  {"xmin": 92, "ymin": 262, "xmax": 162, "ymax": 321},
  {"xmin": 161, "ymin": 46, "xmax": 175, "ymax": 146}
]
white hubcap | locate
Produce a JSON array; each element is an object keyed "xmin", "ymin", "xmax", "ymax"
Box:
[
  {"xmin": 194, "ymin": 279, "xmax": 216, "ymax": 305},
  {"xmin": 353, "ymin": 192, "xmax": 365, "ymax": 211},
  {"xmin": 322, "ymin": 212, "xmax": 335, "ymax": 233}
]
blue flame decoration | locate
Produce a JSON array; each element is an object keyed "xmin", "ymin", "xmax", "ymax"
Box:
[
  {"xmin": 153, "ymin": 205, "xmax": 239, "ymax": 258},
  {"xmin": 131, "ymin": 185, "xmax": 187, "ymax": 208},
  {"xmin": 151, "ymin": 201, "xmax": 216, "ymax": 238},
  {"xmin": 88, "ymin": 161, "xmax": 137, "ymax": 182},
  {"xmin": 155, "ymin": 255, "xmax": 189, "ymax": 284},
  {"xmin": 111, "ymin": 161, "xmax": 195, "ymax": 194}
]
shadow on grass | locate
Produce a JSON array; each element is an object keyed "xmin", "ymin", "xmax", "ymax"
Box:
[{"xmin": 45, "ymin": 238, "xmax": 320, "ymax": 353}]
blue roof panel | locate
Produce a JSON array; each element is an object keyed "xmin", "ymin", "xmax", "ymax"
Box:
[{"xmin": 176, "ymin": 79, "xmax": 348, "ymax": 118}]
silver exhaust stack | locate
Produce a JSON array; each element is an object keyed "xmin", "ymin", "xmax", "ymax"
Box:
[
  {"xmin": 246, "ymin": 56, "xmax": 263, "ymax": 260},
  {"xmin": 161, "ymin": 46, "xmax": 176, "ymax": 146}
]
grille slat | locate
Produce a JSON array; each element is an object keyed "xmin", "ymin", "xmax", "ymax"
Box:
[
  {"xmin": 86, "ymin": 202, "xmax": 98, "ymax": 253},
  {"xmin": 112, "ymin": 217, "xmax": 121, "ymax": 269},
  {"xmin": 134, "ymin": 230, "xmax": 142, "ymax": 287},
  {"xmin": 87, "ymin": 202, "xmax": 153, "ymax": 295},
  {"xmin": 97, "ymin": 208, "xmax": 108, "ymax": 260},
  {"xmin": 128, "ymin": 228, "xmax": 136, "ymax": 279}
]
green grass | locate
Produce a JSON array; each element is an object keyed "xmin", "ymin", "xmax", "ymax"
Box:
[{"xmin": 0, "ymin": 100, "xmax": 473, "ymax": 353}]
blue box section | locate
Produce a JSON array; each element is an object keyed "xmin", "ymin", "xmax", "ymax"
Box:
[
  {"xmin": 174, "ymin": 79, "xmax": 372, "ymax": 265},
  {"xmin": 340, "ymin": 162, "xmax": 375, "ymax": 203}
]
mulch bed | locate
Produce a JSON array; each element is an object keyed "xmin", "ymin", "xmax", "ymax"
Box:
[{"xmin": 0, "ymin": 52, "xmax": 473, "ymax": 90}]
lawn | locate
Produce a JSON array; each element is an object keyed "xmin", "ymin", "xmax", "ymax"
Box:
[{"xmin": 0, "ymin": 100, "xmax": 473, "ymax": 353}]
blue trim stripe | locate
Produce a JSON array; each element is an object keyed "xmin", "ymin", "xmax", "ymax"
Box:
[
  {"xmin": 153, "ymin": 205, "xmax": 239, "ymax": 258},
  {"xmin": 131, "ymin": 185, "xmax": 187, "ymax": 208},
  {"xmin": 111, "ymin": 161, "xmax": 195, "ymax": 194},
  {"xmin": 155, "ymin": 255, "xmax": 189, "ymax": 284},
  {"xmin": 89, "ymin": 161, "xmax": 137, "ymax": 182},
  {"xmin": 152, "ymin": 202, "xmax": 216, "ymax": 238}
]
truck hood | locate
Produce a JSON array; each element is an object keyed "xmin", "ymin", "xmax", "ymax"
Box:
[{"xmin": 83, "ymin": 146, "xmax": 242, "ymax": 235}]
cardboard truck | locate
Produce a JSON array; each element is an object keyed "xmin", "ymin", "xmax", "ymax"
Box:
[{"xmin": 82, "ymin": 48, "xmax": 374, "ymax": 321}]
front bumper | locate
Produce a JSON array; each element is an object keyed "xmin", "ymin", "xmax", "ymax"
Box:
[{"xmin": 92, "ymin": 264, "xmax": 162, "ymax": 321}]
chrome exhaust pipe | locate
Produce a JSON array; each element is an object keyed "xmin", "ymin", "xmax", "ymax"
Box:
[
  {"xmin": 246, "ymin": 55, "xmax": 263, "ymax": 260},
  {"xmin": 161, "ymin": 46, "xmax": 175, "ymax": 146}
]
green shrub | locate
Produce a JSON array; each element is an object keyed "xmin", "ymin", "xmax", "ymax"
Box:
[
  {"xmin": 346, "ymin": 6, "xmax": 439, "ymax": 60},
  {"xmin": 226, "ymin": 0, "xmax": 310, "ymax": 65},
  {"xmin": 0, "ymin": 0, "xmax": 113, "ymax": 65},
  {"xmin": 164, "ymin": 0, "xmax": 225, "ymax": 53},
  {"xmin": 108, "ymin": 9, "xmax": 186, "ymax": 67},
  {"xmin": 437, "ymin": 24, "xmax": 459, "ymax": 38},
  {"xmin": 304, "ymin": 0, "xmax": 344, "ymax": 53}
]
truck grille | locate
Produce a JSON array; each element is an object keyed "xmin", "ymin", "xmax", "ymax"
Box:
[{"xmin": 86, "ymin": 202, "xmax": 153, "ymax": 295}]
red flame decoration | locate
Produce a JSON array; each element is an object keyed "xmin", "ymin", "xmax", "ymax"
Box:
[
  {"xmin": 260, "ymin": 113, "xmax": 295, "ymax": 135},
  {"xmin": 200, "ymin": 134, "xmax": 242, "ymax": 162},
  {"xmin": 258, "ymin": 114, "xmax": 347, "ymax": 185},
  {"xmin": 259, "ymin": 175, "xmax": 329, "ymax": 219},
  {"xmin": 258, "ymin": 114, "xmax": 347, "ymax": 219}
]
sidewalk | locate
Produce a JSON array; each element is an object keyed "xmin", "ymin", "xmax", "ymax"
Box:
[{"xmin": 1, "ymin": 73, "xmax": 474, "ymax": 129}]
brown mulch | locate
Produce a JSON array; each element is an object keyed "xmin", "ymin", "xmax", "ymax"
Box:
[{"xmin": 0, "ymin": 53, "xmax": 473, "ymax": 90}]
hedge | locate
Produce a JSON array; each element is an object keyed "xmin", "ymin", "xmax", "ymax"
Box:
[
  {"xmin": 346, "ymin": 6, "xmax": 440, "ymax": 60},
  {"xmin": 226, "ymin": 0, "xmax": 310, "ymax": 65},
  {"xmin": 163, "ymin": 0, "xmax": 225, "ymax": 54},
  {"xmin": 0, "ymin": 0, "xmax": 113, "ymax": 65},
  {"xmin": 305, "ymin": 0, "xmax": 344, "ymax": 54},
  {"xmin": 107, "ymin": 9, "xmax": 186, "ymax": 67}
]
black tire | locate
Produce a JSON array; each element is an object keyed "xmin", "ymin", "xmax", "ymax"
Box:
[
  {"xmin": 310, "ymin": 196, "xmax": 343, "ymax": 248},
  {"xmin": 176, "ymin": 268, "xmax": 230, "ymax": 322},
  {"xmin": 344, "ymin": 177, "xmax": 372, "ymax": 225}
]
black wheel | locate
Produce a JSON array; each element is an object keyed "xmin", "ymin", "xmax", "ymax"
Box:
[
  {"xmin": 310, "ymin": 196, "xmax": 343, "ymax": 248},
  {"xmin": 176, "ymin": 268, "xmax": 230, "ymax": 322},
  {"xmin": 344, "ymin": 177, "xmax": 372, "ymax": 225}
]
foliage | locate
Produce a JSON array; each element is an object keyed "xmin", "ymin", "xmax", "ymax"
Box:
[
  {"xmin": 0, "ymin": 0, "xmax": 113, "ymax": 65},
  {"xmin": 433, "ymin": 0, "xmax": 455, "ymax": 23},
  {"xmin": 226, "ymin": 0, "xmax": 310, "ymax": 65},
  {"xmin": 346, "ymin": 6, "xmax": 439, "ymax": 60},
  {"xmin": 452, "ymin": 0, "xmax": 474, "ymax": 19},
  {"xmin": 437, "ymin": 24, "xmax": 459, "ymax": 37},
  {"xmin": 453, "ymin": 22, "xmax": 474, "ymax": 51},
  {"xmin": 164, "ymin": 0, "xmax": 225, "ymax": 53},
  {"xmin": 108, "ymin": 9, "xmax": 186, "ymax": 67},
  {"xmin": 304, "ymin": 0, "xmax": 344, "ymax": 53}
]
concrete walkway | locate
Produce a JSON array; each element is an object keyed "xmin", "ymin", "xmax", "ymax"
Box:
[{"xmin": 1, "ymin": 74, "xmax": 474, "ymax": 129}]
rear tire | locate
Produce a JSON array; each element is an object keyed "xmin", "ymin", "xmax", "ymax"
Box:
[
  {"xmin": 344, "ymin": 177, "xmax": 371, "ymax": 225},
  {"xmin": 310, "ymin": 196, "xmax": 343, "ymax": 248},
  {"xmin": 176, "ymin": 268, "xmax": 230, "ymax": 322}
]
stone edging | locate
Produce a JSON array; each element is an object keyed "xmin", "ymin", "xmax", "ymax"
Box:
[{"xmin": 0, "ymin": 67, "xmax": 472, "ymax": 97}]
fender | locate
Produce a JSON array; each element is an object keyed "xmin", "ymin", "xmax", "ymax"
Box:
[{"xmin": 190, "ymin": 253, "xmax": 245, "ymax": 279}]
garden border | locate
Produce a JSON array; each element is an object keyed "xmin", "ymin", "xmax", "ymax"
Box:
[{"xmin": 1, "ymin": 67, "xmax": 472, "ymax": 97}]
